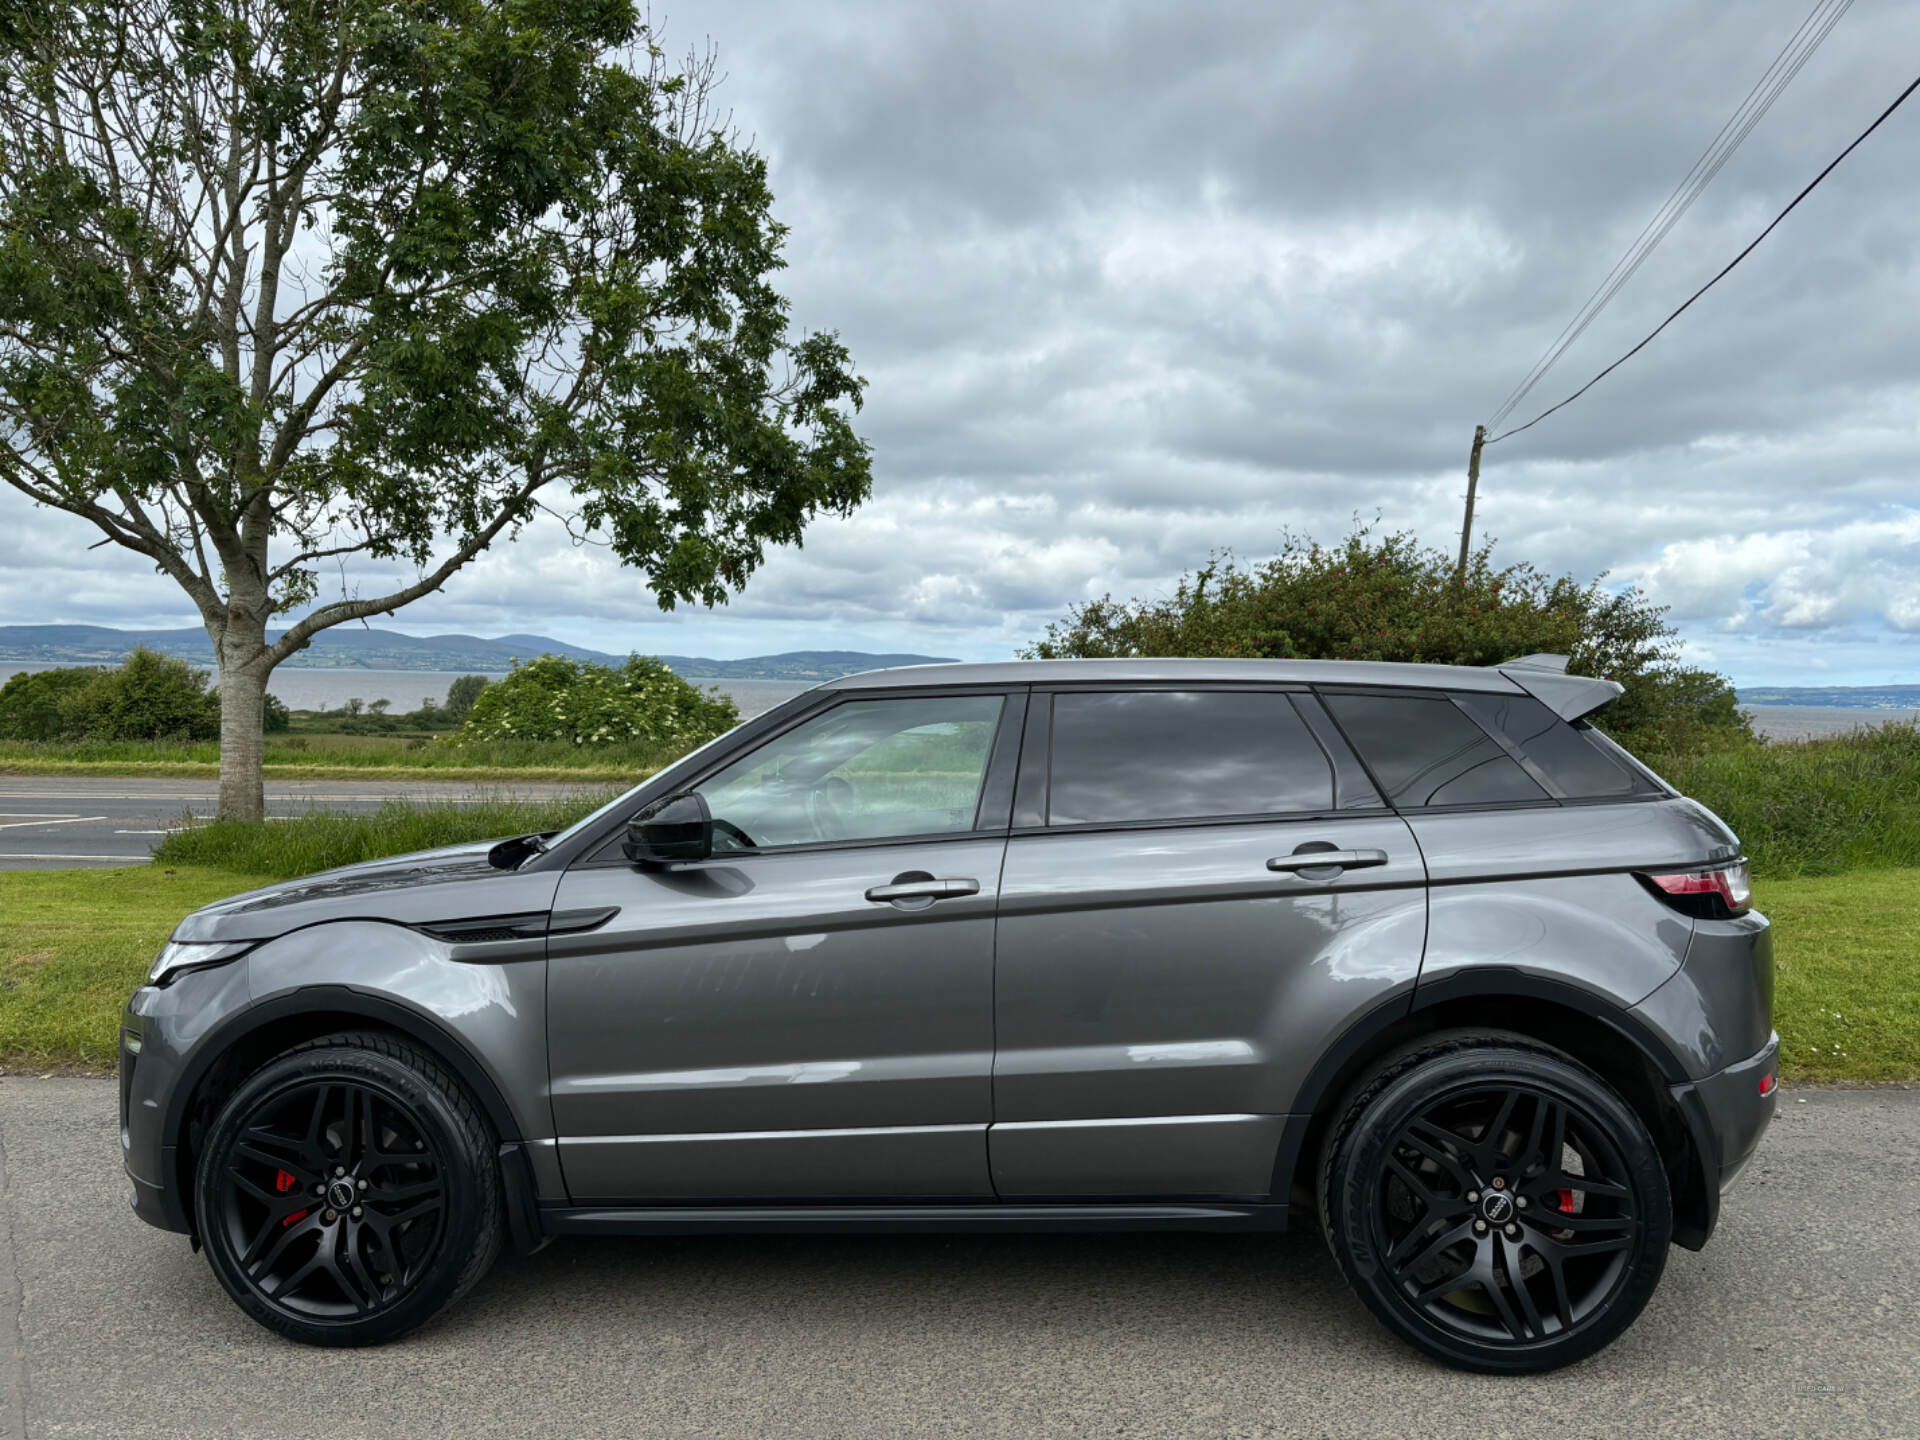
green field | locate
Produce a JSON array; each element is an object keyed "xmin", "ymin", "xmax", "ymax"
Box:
[
  {"xmin": 2, "ymin": 861, "xmax": 1912, "ymax": 1080},
  {"xmin": 0, "ymin": 731, "xmax": 671, "ymax": 782}
]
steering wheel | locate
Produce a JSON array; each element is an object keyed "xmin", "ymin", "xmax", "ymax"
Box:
[{"xmin": 805, "ymin": 776, "xmax": 855, "ymax": 841}]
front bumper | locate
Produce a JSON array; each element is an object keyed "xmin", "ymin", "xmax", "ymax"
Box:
[{"xmin": 120, "ymin": 961, "xmax": 252, "ymax": 1236}]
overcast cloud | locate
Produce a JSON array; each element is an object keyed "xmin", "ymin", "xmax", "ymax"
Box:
[{"xmin": 4, "ymin": 0, "xmax": 1917, "ymax": 684}]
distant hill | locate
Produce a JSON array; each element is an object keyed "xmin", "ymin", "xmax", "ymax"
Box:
[
  {"xmin": 0, "ymin": 625, "xmax": 955, "ymax": 681},
  {"xmin": 1739, "ymin": 684, "xmax": 1920, "ymax": 710}
]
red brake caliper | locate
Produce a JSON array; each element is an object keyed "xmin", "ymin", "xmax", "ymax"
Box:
[{"xmin": 275, "ymin": 1169, "xmax": 307, "ymax": 1225}]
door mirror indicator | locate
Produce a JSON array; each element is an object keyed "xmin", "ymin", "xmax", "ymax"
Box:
[{"xmin": 624, "ymin": 792, "xmax": 714, "ymax": 867}]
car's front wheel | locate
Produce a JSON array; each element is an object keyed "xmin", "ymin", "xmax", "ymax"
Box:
[
  {"xmin": 1320, "ymin": 1038, "xmax": 1672, "ymax": 1373},
  {"xmin": 196, "ymin": 1031, "xmax": 503, "ymax": 1346}
]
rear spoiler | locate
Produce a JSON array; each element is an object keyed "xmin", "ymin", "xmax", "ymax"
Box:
[{"xmin": 1495, "ymin": 653, "xmax": 1624, "ymax": 722}]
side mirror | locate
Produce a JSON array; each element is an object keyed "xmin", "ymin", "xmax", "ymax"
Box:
[{"xmin": 623, "ymin": 791, "xmax": 713, "ymax": 867}]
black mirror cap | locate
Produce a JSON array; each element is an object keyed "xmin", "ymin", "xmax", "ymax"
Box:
[{"xmin": 624, "ymin": 791, "xmax": 713, "ymax": 867}]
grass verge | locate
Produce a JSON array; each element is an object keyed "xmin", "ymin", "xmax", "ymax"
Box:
[
  {"xmin": 151, "ymin": 793, "xmax": 612, "ymax": 878},
  {"xmin": 2, "ymin": 859, "xmax": 1914, "ymax": 1081},
  {"xmin": 1640, "ymin": 721, "xmax": 1920, "ymax": 878},
  {"xmin": 0, "ymin": 865, "xmax": 262, "ymax": 1071},
  {"xmin": 0, "ymin": 733, "xmax": 686, "ymax": 782}
]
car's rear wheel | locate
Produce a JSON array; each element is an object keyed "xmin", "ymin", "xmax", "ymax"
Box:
[
  {"xmin": 196, "ymin": 1031, "xmax": 502, "ymax": 1346},
  {"xmin": 1320, "ymin": 1039, "xmax": 1672, "ymax": 1373}
]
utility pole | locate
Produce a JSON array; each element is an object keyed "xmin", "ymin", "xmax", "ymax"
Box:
[{"xmin": 1456, "ymin": 423, "xmax": 1486, "ymax": 582}]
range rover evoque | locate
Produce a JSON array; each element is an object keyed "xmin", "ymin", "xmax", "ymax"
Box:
[{"xmin": 123, "ymin": 655, "xmax": 1776, "ymax": 1372}]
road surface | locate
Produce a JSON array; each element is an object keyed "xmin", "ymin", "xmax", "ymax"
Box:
[
  {"xmin": 0, "ymin": 777, "xmax": 610, "ymax": 870},
  {"xmin": 0, "ymin": 1080, "xmax": 1913, "ymax": 1438}
]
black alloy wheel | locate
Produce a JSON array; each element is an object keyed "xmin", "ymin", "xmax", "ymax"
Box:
[
  {"xmin": 197, "ymin": 1033, "xmax": 502, "ymax": 1346},
  {"xmin": 1322, "ymin": 1039, "xmax": 1672, "ymax": 1373}
]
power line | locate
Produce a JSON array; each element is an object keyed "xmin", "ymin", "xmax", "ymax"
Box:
[
  {"xmin": 1486, "ymin": 0, "xmax": 1853, "ymax": 432},
  {"xmin": 1488, "ymin": 68, "xmax": 1920, "ymax": 446}
]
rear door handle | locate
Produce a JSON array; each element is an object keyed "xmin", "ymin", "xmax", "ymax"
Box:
[
  {"xmin": 864, "ymin": 877, "xmax": 982, "ymax": 904},
  {"xmin": 1265, "ymin": 848, "xmax": 1390, "ymax": 874}
]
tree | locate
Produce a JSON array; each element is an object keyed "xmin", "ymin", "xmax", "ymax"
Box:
[
  {"xmin": 1026, "ymin": 525, "xmax": 1751, "ymax": 752},
  {"xmin": 56, "ymin": 645, "xmax": 221, "ymax": 740},
  {"xmin": 443, "ymin": 673, "xmax": 489, "ymax": 719},
  {"xmin": 0, "ymin": 1, "xmax": 871, "ymax": 818},
  {"xmin": 461, "ymin": 652, "xmax": 736, "ymax": 747},
  {"xmin": 0, "ymin": 665, "xmax": 94, "ymax": 739}
]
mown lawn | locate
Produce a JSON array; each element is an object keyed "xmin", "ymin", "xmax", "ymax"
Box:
[
  {"xmin": 2, "ymin": 860, "xmax": 1915, "ymax": 1081},
  {"xmin": 0, "ymin": 865, "xmax": 262, "ymax": 1071}
]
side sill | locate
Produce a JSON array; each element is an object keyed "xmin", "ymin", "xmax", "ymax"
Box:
[{"xmin": 535, "ymin": 1202, "xmax": 1290, "ymax": 1237}]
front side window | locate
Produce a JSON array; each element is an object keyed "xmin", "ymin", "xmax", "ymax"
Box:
[
  {"xmin": 1047, "ymin": 690, "xmax": 1334, "ymax": 825},
  {"xmin": 1322, "ymin": 691, "xmax": 1549, "ymax": 809},
  {"xmin": 695, "ymin": 695, "xmax": 1005, "ymax": 849}
]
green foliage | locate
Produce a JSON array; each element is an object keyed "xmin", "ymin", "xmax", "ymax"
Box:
[
  {"xmin": 462, "ymin": 653, "xmax": 738, "ymax": 747},
  {"xmin": 0, "ymin": 0, "xmax": 871, "ymax": 813},
  {"xmin": 0, "ymin": 666, "xmax": 95, "ymax": 740},
  {"xmin": 154, "ymin": 794, "xmax": 610, "ymax": 879},
  {"xmin": 1026, "ymin": 525, "xmax": 1749, "ymax": 750},
  {"xmin": 1645, "ymin": 723, "xmax": 1920, "ymax": 879},
  {"xmin": 444, "ymin": 674, "xmax": 491, "ymax": 719},
  {"xmin": 262, "ymin": 692, "xmax": 292, "ymax": 733},
  {"xmin": 53, "ymin": 647, "xmax": 219, "ymax": 742}
]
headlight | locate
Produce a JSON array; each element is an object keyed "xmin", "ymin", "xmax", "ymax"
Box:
[{"xmin": 148, "ymin": 940, "xmax": 253, "ymax": 986}]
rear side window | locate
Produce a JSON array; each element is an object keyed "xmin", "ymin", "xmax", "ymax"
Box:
[
  {"xmin": 1047, "ymin": 690, "xmax": 1334, "ymax": 825},
  {"xmin": 1322, "ymin": 692, "xmax": 1549, "ymax": 809},
  {"xmin": 1454, "ymin": 691, "xmax": 1655, "ymax": 799}
]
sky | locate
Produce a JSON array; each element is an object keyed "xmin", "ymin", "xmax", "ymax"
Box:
[{"xmin": 3, "ymin": 0, "xmax": 1917, "ymax": 686}]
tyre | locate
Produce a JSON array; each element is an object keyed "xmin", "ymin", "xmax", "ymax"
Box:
[
  {"xmin": 1320, "ymin": 1038, "xmax": 1672, "ymax": 1373},
  {"xmin": 195, "ymin": 1031, "xmax": 503, "ymax": 1346}
]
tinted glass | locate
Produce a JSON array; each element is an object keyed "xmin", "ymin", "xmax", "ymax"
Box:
[
  {"xmin": 1047, "ymin": 690, "xmax": 1333, "ymax": 825},
  {"xmin": 1322, "ymin": 692, "xmax": 1549, "ymax": 808},
  {"xmin": 1454, "ymin": 692, "xmax": 1653, "ymax": 799},
  {"xmin": 697, "ymin": 695, "xmax": 1004, "ymax": 848}
]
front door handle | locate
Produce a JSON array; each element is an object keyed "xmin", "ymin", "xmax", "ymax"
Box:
[
  {"xmin": 1266, "ymin": 848, "xmax": 1390, "ymax": 874},
  {"xmin": 864, "ymin": 876, "xmax": 982, "ymax": 905}
]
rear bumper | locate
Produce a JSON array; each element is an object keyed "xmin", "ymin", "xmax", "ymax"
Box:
[{"xmin": 1668, "ymin": 1030, "xmax": 1779, "ymax": 1246}]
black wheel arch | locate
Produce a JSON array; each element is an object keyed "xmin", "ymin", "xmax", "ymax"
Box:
[
  {"xmin": 166, "ymin": 986, "xmax": 523, "ymax": 1234},
  {"xmin": 1271, "ymin": 969, "xmax": 1717, "ymax": 1250}
]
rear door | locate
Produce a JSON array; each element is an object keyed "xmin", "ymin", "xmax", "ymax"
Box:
[
  {"xmin": 547, "ymin": 688, "xmax": 1024, "ymax": 1203},
  {"xmin": 989, "ymin": 686, "xmax": 1428, "ymax": 1199}
]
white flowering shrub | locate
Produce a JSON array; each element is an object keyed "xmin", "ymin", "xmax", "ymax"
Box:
[{"xmin": 459, "ymin": 654, "xmax": 738, "ymax": 748}]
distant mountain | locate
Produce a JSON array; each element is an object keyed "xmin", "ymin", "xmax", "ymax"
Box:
[
  {"xmin": 0, "ymin": 625, "xmax": 956, "ymax": 681},
  {"xmin": 1739, "ymin": 684, "xmax": 1920, "ymax": 710}
]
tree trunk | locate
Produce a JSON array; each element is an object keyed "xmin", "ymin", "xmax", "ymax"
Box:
[{"xmin": 216, "ymin": 629, "xmax": 271, "ymax": 822}]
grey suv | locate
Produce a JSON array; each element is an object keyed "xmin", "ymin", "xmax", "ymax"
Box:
[{"xmin": 123, "ymin": 656, "xmax": 1776, "ymax": 1372}]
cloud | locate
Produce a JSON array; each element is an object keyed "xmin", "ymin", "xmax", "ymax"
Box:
[{"xmin": 6, "ymin": 0, "xmax": 1920, "ymax": 685}]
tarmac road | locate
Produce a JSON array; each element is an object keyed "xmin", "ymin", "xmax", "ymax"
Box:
[
  {"xmin": 0, "ymin": 777, "xmax": 609, "ymax": 870},
  {"xmin": 0, "ymin": 1079, "xmax": 1914, "ymax": 1439}
]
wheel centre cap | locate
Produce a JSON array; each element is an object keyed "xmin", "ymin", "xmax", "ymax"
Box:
[
  {"xmin": 327, "ymin": 1178, "xmax": 357, "ymax": 1211},
  {"xmin": 1480, "ymin": 1189, "xmax": 1515, "ymax": 1225}
]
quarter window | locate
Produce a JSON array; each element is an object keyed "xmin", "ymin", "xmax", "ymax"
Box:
[
  {"xmin": 696, "ymin": 695, "xmax": 1004, "ymax": 849},
  {"xmin": 1321, "ymin": 692, "xmax": 1549, "ymax": 809},
  {"xmin": 1453, "ymin": 692, "xmax": 1654, "ymax": 799},
  {"xmin": 1047, "ymin": 690, "xmax": 1335, "ymax": 825}
]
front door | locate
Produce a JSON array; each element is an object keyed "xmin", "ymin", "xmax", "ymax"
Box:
[
  {"xmin": 989, "ymin": 687, "xmax": 1428, "ymax": 1199},
  {"xmin": 547, "ymin": 690, "xmax": 1021, "ymax": 1203}
]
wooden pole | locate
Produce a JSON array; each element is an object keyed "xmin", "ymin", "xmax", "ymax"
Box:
[{"xmin": 1456, "ymin": 423, "xmax": 1486, "ymax": 582}]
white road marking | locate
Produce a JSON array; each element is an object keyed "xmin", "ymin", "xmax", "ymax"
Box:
[
  {"xmin": 114, "ymin": 829, "xmax": 183, "ymax": 836},
  {"xmin": 0, "ymin": 853, "xmax": 150, "ymax": 861},
  {"xmin": 0, "ymin": 815, "xmax": 106, "ymax": 831}
]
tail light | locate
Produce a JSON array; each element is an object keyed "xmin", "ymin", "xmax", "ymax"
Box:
[{"xmin": 1638, "ymin": 860, "xmax": 1752, "ymax": 919}]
